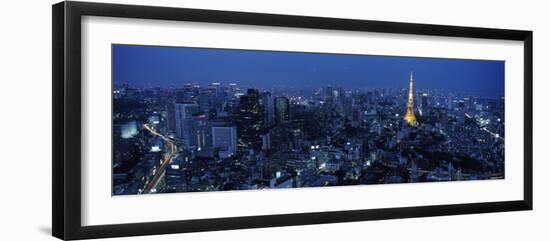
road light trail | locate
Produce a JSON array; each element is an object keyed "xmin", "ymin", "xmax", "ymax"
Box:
[
  {"xmin": 143, "ymin": 124, "xmax": 176, "ymax": 144},
  {"xmin": 142, "ymin": 124, "xmax": 179, "ymax": 194},
  {"xmin": 465, "ymin": 113, "xmax": 504, "ymax": 141},
  {"xmin": 481, "ymin": 127, "xmax": 504, "ymax": 141}
]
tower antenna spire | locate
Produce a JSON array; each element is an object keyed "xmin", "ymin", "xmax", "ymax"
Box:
[{"xmin": 404, "ymin": 72, "xmax": 418, "ymax": 126}]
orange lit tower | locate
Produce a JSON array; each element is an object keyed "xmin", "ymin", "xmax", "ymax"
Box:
[{"xmin": 404, "ymin": 72, "xmax": 418, "ymax": 126}]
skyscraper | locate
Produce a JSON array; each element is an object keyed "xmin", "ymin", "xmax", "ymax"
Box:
[
  {"xmin": 166, "ymin": 101, "xmax": 177, "ymax": 134},
  {"xmin": 236, "ymin": 89, "xmax": 264, "ymax": 150},
  {"xmin": 274, "ymin": 96, "xmax": 290, "ymax": 125},
  {"xmin": 404, "ymin": 72, "xmax": 418, "ymax": 126},
  {"xmin": 191, "ymin": 112, "xmax": 211, "ymax": 150},
  {"xmin": 261, "ymin": 91, "xmax": 275, "ymax": 126},
  {"xmin": 198, "ymin": 89, "xmax": 215, "ymax": 114},
  {"xmin": 174, "ymin": 102, "xmax": 199, "ymax": 145}
]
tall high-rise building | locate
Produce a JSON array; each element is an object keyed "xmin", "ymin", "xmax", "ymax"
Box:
[
  {"xmin": 236, "ymin": 89, "xmax": 264, "ymax": 150},
  {"xmin": 261, "ymin": 91, "xmax": 275, "ymax": 126},
  {"xmin": 198, "ymin": 89, "xmax": 215, "ymax": 114},
  {"xmin": 274, "ymin": 96, "xmax": 290, "ymax": 125},
  {"xmin": 166, "ymin": 101, "xmax": 176, "ymax": 134},
  {"xmin": 191, "ymin": 112, "xmax": 211, "ymax": 150},
  {"xmin": 404, "ymin": 72, "xmax": 418, "ymax": 126},
  {"xmin": 174, "ymin": 102, "xmax": 199, "ymax": 145}
]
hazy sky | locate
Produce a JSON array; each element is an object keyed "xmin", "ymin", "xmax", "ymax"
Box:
[{"xmin": 113, "ymin": 44, "xmax": 504, "ymax": 95}]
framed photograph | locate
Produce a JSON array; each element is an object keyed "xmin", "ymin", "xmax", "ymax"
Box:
[{"xmin": 52, "ymin": 1, "xmax": 533, "ymax": 240}]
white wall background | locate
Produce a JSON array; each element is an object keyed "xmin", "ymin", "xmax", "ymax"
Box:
[{"xmin": 0, "ymin": 0, "xmax": 547, "ymax": 240}]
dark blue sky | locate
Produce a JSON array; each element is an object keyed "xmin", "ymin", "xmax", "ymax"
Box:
[{"xmin": 113, "ymin": 44, "xmax": 504, "ymax": 95}]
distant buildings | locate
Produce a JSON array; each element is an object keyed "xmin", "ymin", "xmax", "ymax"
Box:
[
  {"xmin": 274, "ymin": 96, "xmax": 290, "ymax": 125},
  {"xmin": 113, "ymin": 78, "xmax": 505, "ymax": 195}
]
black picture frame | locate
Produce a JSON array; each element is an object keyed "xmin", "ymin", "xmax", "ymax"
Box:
[{"xmin": 52, "ymin": 1, "xmax": 533, "ymax": 240}]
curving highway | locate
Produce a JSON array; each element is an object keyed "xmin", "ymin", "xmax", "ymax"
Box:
[{"xmin": 141, "ymin": 124, "xmax": 179, "ymax": 194}]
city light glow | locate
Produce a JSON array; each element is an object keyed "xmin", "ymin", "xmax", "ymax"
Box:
[{"xmin": 111, "ymin": 44, "xmax": 505, "ymax": 196}]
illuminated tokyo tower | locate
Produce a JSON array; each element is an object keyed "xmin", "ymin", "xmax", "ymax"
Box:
[{"xmin": 404, "ymin": 72, "xmax": 418, "ymax": 126}]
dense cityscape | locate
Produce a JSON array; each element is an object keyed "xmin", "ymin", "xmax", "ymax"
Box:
[{"xmin": 112, "ymin": 72, "xmax": 505, "ymax": 195}]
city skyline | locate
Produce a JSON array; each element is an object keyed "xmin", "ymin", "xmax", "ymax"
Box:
[
  {"xmin": 113, "ymin": 44, "xmax": 504, "ymax": 96},
  {"xmin": 112, "ymin": 44, "xmax": 505, "ymax": 195}
]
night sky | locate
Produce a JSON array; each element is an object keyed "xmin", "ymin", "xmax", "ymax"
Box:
[{"xmin": 113, "ymin": 44, "xmax": 504, "ymax": 95}]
